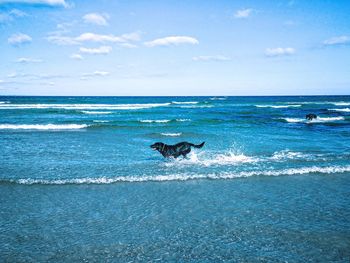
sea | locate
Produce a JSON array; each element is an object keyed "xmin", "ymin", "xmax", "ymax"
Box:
[{"xmin": 0, "ymin": 96, "xmax": 349, "ymax": 262}]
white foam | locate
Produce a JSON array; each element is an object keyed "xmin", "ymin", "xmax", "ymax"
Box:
[
  {"xmin": 210, "ymin": 97, "xmax": 227, "ymax": 100},
  {"xmin": 270, "ymin": 150, "xmax": 310, "ymax": 161},
  {"xmin": 333, "ymin": 102, "xmax": 350, "ymax": 106},
  {"xmin": 160, "ymin": 133, "xmax": 182, "ymax": 137},
  {"xmin": 176, "ymin": 119, "xmax": 191, "ymax": 122},
  {"xmin": 179, "ymin": 105, "xmax": 213, "ymax": 108},
  {"xmin": 92, "ymin": 120, "xmax": 109, "ymax": 123},
  {"xmin": 282, "ymin": 116, "xmax": 345, "ymax": 123},
  {"xmin": 256, "ymin": 105, "xmax": 302, "ymax": 108},
  {"xmin": 0, "ymin": 124, "xmax": 88, "ymax": 130},
  {"xmin": 164, "ymin": 151, "xmax": 258, "ymax": 168},
  {"xmin": 81, "ymin": 111, "xmax": 112, "ymax": 114},
  {"xmin": 171, "ymin": 101, "xmax": 198, "ymax": 105},
  {"xmin": 0, "ymin": 101, "xmax": 10, "ymax": 104},
  {"xmin": 329, "ymin": 108, "xmax": 350, "ymax": 112},
  {"xmin": 140, "ymin": 119, "xmax": 170, "ymax": 123},
  {"xmin": 0, "ymin": 103, "xmax": 170, "ymax": 110},
  {"xmin": 9, "ymin": 165, "xmax": 350, "ymax": 185}
]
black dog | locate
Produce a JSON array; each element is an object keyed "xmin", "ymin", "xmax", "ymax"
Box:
[
  {"xmin": 306, "ymin": 113, "xmax": 317, "ymax": 120},
  {"xmin": 150, "ymin": 141, "xmax": 205, "ymax": 158}
]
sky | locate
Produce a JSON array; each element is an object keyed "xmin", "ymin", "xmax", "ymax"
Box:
[{"xmin": 0, "ymin": 0, "xmax": 349, "ymax": 96}]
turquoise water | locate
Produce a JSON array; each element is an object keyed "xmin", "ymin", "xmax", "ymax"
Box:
[{"xmin": 1, "ymin": 96, "xmax": 350, "ymax": 261}]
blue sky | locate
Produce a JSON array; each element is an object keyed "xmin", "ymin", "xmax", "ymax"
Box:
[{"xmin": 0, "ymin": 0, "xmax": 349, "ymax": 95}]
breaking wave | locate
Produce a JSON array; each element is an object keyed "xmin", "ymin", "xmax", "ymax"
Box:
[
  {"xmin": 256, "ymin": 105, "xmax": 302, "ymax": 108},
  {"xmin": 209, "ymin": 97, "xmax": 227, "ymax": 100},
  {"xmin": 171, "ymin": 101, "xmax": 198, "ymax": 105},
  {"xmin": 0, "ymin": 103, "xmax": 170, "ymax": 110},
  {"xmin": 160, "ymin": 133, "xmax": 182, "ymax": 137},
  {"xmin": 81, "ymin": 111, "xmax": 112, "ymax": 114},
  {"xmin": 282, "ymin": 117, "xmax": 345, "ymax": 123},
  {"xmin": 328, "ymin": 108, "xmax": 350, "ymax": 112},
  {"xmin": 4, "ymin": 165, "xmax": 350, "ymax": 185},
  {"xmin": 332, "ymin": 102, "xmax": 350, "ymax": 106},
  {"xmin": 0, "ymin": 124, "xmax": 89, "ymax": 130},
  {"xmin": 140, "ymin": 119, "xmax": 171, "ymax": 123}
]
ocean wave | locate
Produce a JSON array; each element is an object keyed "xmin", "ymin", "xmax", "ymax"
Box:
[
  {"xmin": 176, "ymin": 119, "xmax": 191, "ymax": 122},
  {"xmin": 140, "ymin": 119, "xmax": 171, "ymax": 123},
  {"xmin": 0, "ymin": 103, "xmax": 170, "ymax": 110},
  {"xmin": 81, "ymin": 111, "xmax": 112, "ymax": 114},
  {"xmin": 164, "ymin": 151, "xmax": 258, "ymax": 168},
  {"xmin": 0, "ymin": 101, "xmax": 10, "ymax": 104},
  {"xmin": 282, "ymin": 116, "xmax": 345, "ymax": 123},
  {"xmin": 270, "ymin": 150, "xmax": 310, "ymax": 161},
  {"xmin": 328, "ymin": 108, "xmax": 350, "ymax": 112},
  {"xmin": 92, "ymin": 120, "xmax": 110, "ymax": 123},
  {"xmin": 0, "ymin": 124, "xmax": 88, "ymax": 130},
  {"xmin": 171, "ymin": 101, "xmax": 198, "ymax": 105},
  {"xmin": 209, "ymin": 97, "xmax": 227, "ymax": 100},
  {"xmin": 5, "ymin": 165, "xmax": 350, "ymax": 185},
  {"xmin": 256, "ymin": 105, "xmax": 302, "ymax": 108},
  {"xmin": 179, "ymin": 105, "xmax": 214, "ymax": 108},
  {"xmin": 332, "ymin": 102, "xmax": 350, "ymax": 106},
  {"xmin": 160, "ymin": 133, "xmax": 182, "ymax": 137}
]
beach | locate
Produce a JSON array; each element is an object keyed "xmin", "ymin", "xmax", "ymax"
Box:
[{"xmin": 1, "ymin": 96, "xmax": 350, "ymax": 261}]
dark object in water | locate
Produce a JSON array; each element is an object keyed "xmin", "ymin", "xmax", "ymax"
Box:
[
  {"xmin": 306, "ymin": 114, "xmax": 317, "ymax": 120},
  {"xmin": 150, "ymin": 141, "xmax": 205, "ymax": 158}
]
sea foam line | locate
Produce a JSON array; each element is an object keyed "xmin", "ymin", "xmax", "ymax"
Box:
[
  {"xmin": 282, "ymin": 116, "xmax": 345, "ymax": 123},
  {"xmin": 140, "ymin": 119, "xmax": 170, "ymax": 123},
  {"xmin": 160, "ymin": 133, "xmax": 182, "ymax": 136},
  {"xmin": 256, "ymin": 105, "xmax": 302, "ymax": 108},
  {"xmin": 0, "ymin": 103, "xmax": 170, "ymax": 110},
  {"xmin": 81, "ymin": 111, "xmax": 112, "ymax": 114},
  {"xmin": 0, "ymin": 124, "xmax": 88, "ymax": 130},
  {"xmin": 328, "ymin": 108, "xmax": 350, "ymax": 112},
  {"xmin": 171, "ymin": 101, "xmax": 198, "ymax": 105},
  {"xmin": 6, "ymin": 165, "xmax": 350, "ymax": 185}
]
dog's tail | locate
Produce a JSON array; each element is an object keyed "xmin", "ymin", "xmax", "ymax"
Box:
[{"xmin": 191, "ymin": 142, "xmax": 205, "ymax": 148}]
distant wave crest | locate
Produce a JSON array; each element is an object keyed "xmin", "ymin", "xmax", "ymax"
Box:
[
  {"xmin": 256, "ymin": 105, "xmax": 301, "ymax": 108},
  {"xmin": 282, "ymin": 116, "xmax": 345, "ymax": 123},
  {"xmin": 81, "ymin": 111, "xmax": 112, "ymax": 114},
  {"xmin": 0, "ymin": 103, "xmax": 170, "ymax": 110},
  {"xmin": 328, "ymin": 108, "xmax": 350, "ymax": 112},
  {"xmin": 160, "ymin": 133, "xmax": 182, "ymax": 137},
  {"xmin": 140, "ymin": 119, "xmax": 170, "ymax": 123},
  {"xmin": 0, "ymin": 124, "xmax": 88, "ymax": 130}
]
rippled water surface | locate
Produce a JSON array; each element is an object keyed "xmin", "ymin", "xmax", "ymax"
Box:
[{"xmin": 1, "ymin": 96, "xmax": 349, "ymax": 262}]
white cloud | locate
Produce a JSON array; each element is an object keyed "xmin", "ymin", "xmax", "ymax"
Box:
[
  {"xmin": 75, "ymin": 32, "xmax": 140, "ymax": 43},
  {"xmin": 119, "ymin": 43, "xmax": 137, "ymax": 48},
  {"xmin": 70, "ymin": 53, "xmax": 83, "ymax": 60},
  {"xmin": 0, "ymin": 0, "xmax": 69, "ymax": 7},
  {"xmin": 16, "ymin": 57, "xmax": 42, "ymax": 63},
  {"xmin": 265, "ymin": 47, "xmax": 295, "ymax": 57},
  {"xmin": 47, "ymin": 35, "xmax": 79, "ymax": 45},
  {"xmin": 79, "ymin": 46, "xmax": 112, "ymax": 54},
  {"xmin": 144, "ymin": 36, "xmax": 199, "ymax": 47},
  {"xmin": 192, "ymin": 55, "xmax": 231, "ymax": 61},
  {"xmin": 0, "ymin": 9, "xmax": 27, "ymax": 23},
  {"xmin": 48, "ymin": 32, "xmax": 141, "ymax": 46},
  {"xmin": 234, "ymin": 8, "xmax": 252, "ymax": 18},
  {"xmin": 75, "ymin": 32, "xmax": 123, "ymax": 42},
  {"xmin": 83, "ymin": 13, "xmax": 109, "ymax": 26},
  {"xmin": 323, "ymin": 35, "xmax": 350, "ymax": 46},
  {"xmin": 83, "ymin": 71, "xmax": 110, "ymax": 77},
  {"xmin": 8, "ymin": 33, "xmax": 32, "ymax": 45}
]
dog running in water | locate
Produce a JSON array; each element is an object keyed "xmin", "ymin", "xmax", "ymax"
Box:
[{"xmin": 150, "ymin": 141, "xmax": 205, "ymax": 158}]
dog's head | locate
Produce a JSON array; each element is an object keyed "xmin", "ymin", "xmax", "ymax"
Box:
[{"xmin": 150, "ymin": 142, "xmax": 164, "ymax": 151}]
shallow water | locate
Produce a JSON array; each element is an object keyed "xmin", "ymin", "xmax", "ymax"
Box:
[{"xmin": 1, "ymin": 96, "xmax": 350, "ymax": 261}]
